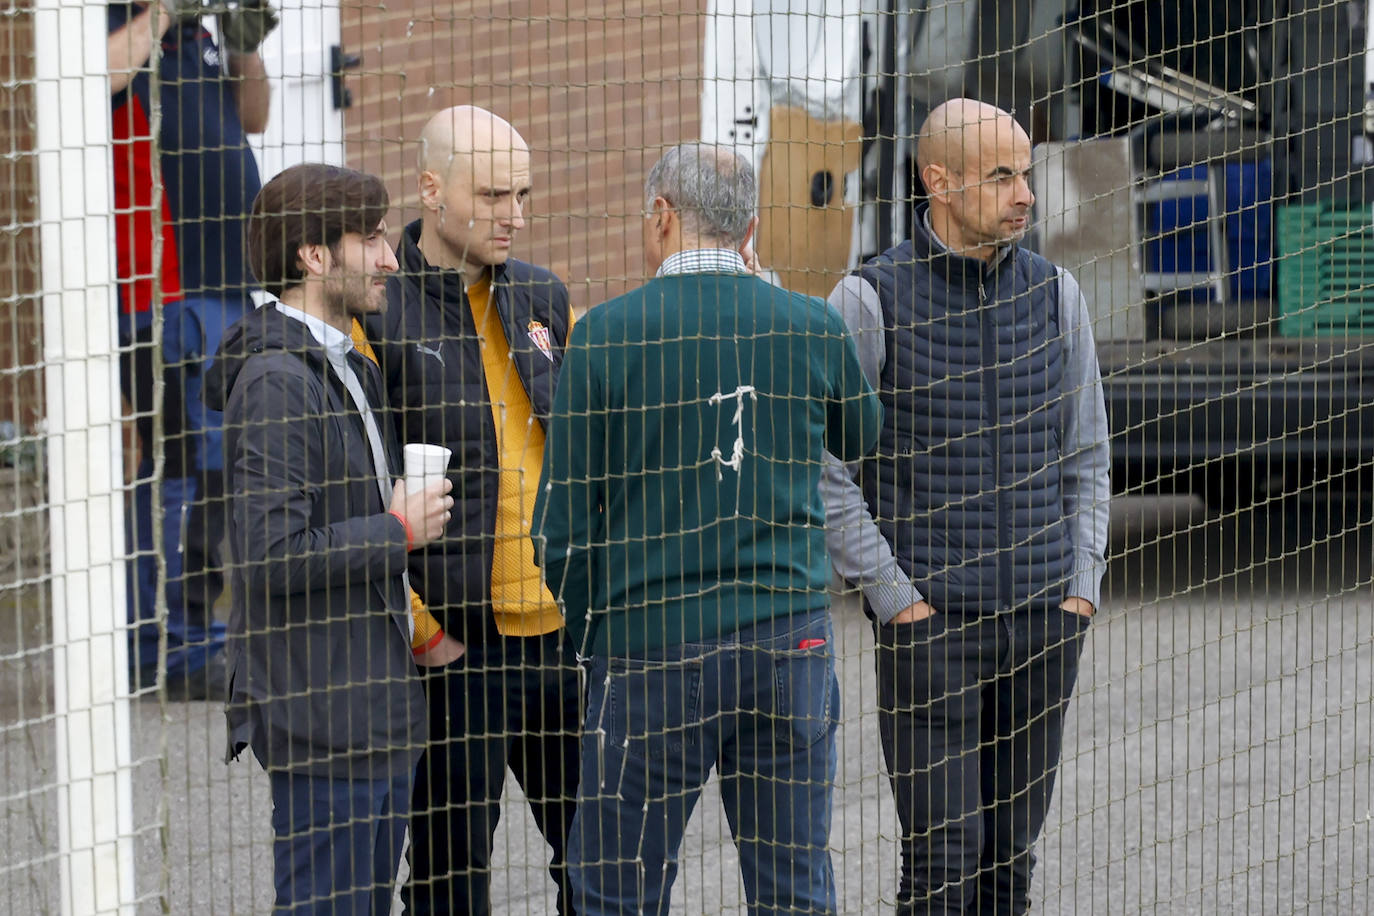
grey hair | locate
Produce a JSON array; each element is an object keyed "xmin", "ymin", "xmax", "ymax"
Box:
[{"xmin": 643, "ymin": 143, "xmax": 756, "ymax": 245}]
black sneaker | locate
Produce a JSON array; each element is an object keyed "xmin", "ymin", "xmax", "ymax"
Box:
[{"xmin": 136, "ymin": 653, "xmax": 231, "ymax": 703}]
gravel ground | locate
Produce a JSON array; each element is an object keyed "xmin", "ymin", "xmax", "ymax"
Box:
[{"xmin": 3, "ymin": 495, "xmax": 1370, "ymax": 914}]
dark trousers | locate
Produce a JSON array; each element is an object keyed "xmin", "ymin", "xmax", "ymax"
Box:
[
  {"xmin": 119, "ymin": 297, "xmax": 249, "ymax": 677},
  {"xmin": 405, "ymin": 628, "xmax": 583, "ymax": 915},
  {"xmin": 268, "ymin": 769, "xmax": 412, "ymax": 915},
  {"xmin": 875, "ymin": 608, "xmax": 1089, "ymax": 915}
]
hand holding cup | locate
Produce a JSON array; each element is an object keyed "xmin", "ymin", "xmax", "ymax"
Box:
[
  {"xmin": 392, "ymin": 443, "xmax": 454, "ymax": 548},
  {"xmin": 390, "ymin": 478, "xmax": 452, "ymax": 548}
]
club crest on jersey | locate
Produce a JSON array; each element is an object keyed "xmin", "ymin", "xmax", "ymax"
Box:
[{"xmin": 527, "ymin": 321, "xmax": 554, "ymax": 362}]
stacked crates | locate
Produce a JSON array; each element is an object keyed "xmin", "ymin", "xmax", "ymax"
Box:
[{"xmin": 1276, "ymin": 203, "xmax": 1374, "ymax": 336}]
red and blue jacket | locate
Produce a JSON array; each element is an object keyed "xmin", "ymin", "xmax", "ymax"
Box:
[{"xmin": 109, "ymin": 4, "xmax": 262, "ymax": 312}]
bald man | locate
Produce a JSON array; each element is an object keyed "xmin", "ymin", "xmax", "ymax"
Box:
[
  {"xmin": 820, "ymin": 99, "xmax": 1111, "ymax": 914},
  {"xmin": 364, "ymin": 106, "xmax": 580, "ymax": 915}
]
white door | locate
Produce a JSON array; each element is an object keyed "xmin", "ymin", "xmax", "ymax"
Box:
[{"xmin": 247, "ymin": 0, "xmax": 349, "ymax": 181}]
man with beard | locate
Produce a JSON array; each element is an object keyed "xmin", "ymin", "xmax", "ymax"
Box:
[
  {"xmin": 364, "ymin": 106, "xmax": 580, "ymax": 914},
  {"xmin": 204, "ymin": 163, "xmax": 454, "ymax": 913},
  {"xmin": 820, "ymin": 99, "xmax": 1111, "ymax": 914}
]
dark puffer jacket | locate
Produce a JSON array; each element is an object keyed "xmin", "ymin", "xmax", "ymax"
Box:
[
  {"xmin": 366, "ymin": 220, "xmax": 572, "ymax": 647},
  {"xmin": 857, "ymin": 225, "xmax": 1076, "ymax": 615}
]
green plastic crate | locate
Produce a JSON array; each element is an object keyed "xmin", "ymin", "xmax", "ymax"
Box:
[{"xmin": 1276, "ymin": 203, "xmax": 1374, "ymax": 337}]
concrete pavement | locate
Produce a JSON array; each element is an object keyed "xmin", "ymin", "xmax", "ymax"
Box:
[{"xmin": 3, "ymin": 496, "xmax": 1370, "ymax": 913}]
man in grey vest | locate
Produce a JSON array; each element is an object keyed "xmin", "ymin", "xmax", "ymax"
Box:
[{"xmin": 820, "ymin": 98, "xmax": 1111, "ymax": 914}]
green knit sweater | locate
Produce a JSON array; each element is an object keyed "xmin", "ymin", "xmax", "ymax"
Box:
[{"xmin": 532, "ymin": 271, "xmax": 881, "ymax": 657}]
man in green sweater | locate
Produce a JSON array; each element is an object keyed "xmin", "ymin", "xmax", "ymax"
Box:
[{"xmin": 532, "ymin": 143, "xmax": 881, "ymax": 916}]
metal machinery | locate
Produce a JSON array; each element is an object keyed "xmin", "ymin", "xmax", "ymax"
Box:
[{"xmin": 706, "ymin": 0, "xmax": 1374, "ymax": 512}]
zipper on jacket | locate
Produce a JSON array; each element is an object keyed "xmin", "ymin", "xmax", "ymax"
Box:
[
  {"xmin": 463, "ymin": 278, "xmax": 503, "ymax": 598},
  {"xmin": 491, "ymin": 276, "xmax": 557, "ymax": 424},
  {"xmin": 493, "ymin": 278, "xmax": 540, "ymax": 418},
  {"xmin": 978, "ymin": 274, "xmax": 1014, "ymax": 614}
]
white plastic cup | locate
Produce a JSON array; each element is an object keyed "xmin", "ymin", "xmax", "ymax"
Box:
[{"xmin": 403, "ymin": 443, "xmax": 452, "ymax": 494}]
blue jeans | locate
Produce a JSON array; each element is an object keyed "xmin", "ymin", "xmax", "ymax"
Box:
[
  {"xmin": 119, "ymin": 296, "xmax": 250, "ymax": 676},
  {"xmin": 269, "ymin": 769, "xmax": 413, "ymax": 915},
  {"xmin": 875, "ymin": 608, "xmax": 1089, "ymax": 915},
  {"xmin": 569, "ymin": 609, "xmax": 839, "ymax": 916}
]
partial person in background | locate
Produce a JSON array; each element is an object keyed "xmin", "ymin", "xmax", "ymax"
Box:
[
  {"xmin": 820, "ymin": 98, "xmax": 1111, "ymax": 914},
  {"xmin": 204, "ymin": 163, "xmax": 453, "ymax": 914},
  {"xmin": 365, "ymin": 105, "xmax": 581, "ymax": 915},
  {"xmin": 107, "ymin": 0, "xmax": 276, "ymax": 699},
  {"xmin": 532, "ymin": 142, "xmax": 882, "ymax": 915}
]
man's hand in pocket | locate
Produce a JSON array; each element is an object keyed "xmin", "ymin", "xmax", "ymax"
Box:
[
  {"xmin": 889, "ymin": 600, "xmax": 937, "ymax": 624},
  {"xmin": 414, "ymin": 632, "xmax": 465, "ymax": 667},
  {"xmin": 1062, "ymin": 597, "xmax": 1096, "ymax": 618}
]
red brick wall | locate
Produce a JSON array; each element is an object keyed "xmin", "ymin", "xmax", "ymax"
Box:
[
  {"xmin": 0, "ymin": 3, "xmax": 709, "ymax": 426},
  {"xmin": 340, "ymin": 0, "xmax": 705, "ymax": 314},
  {"xmin": 0, "ymin": 4, "xmax": 43, "ymax": 428}
]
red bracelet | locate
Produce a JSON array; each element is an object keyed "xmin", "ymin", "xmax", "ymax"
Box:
[
  {"xmin": 412, "ymin": 629, "xmax": 446, "ymax": 656},
  {"xmin": 388, "ymin": 510, "xmax": 414, "ymax": 551}
]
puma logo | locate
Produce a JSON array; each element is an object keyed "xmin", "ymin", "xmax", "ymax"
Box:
[{"xmin": 415, "ymin": 343, "xmax": 445, "ymax": 366}]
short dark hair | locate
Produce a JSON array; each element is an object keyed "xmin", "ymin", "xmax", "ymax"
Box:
[{"xmin": 246, "ymin": 163, "xmax": 390, "ymax": 297}]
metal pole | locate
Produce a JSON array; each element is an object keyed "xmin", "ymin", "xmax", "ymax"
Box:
[
  {"xmin": 876, "ymin": 0, "xmax": 898, "ymax": 250},
  {"xmin": 35, "ymin": 0, "xmax": 138, "ymax": 912},
  {"xmin": 1364, "ymin": 0, "xmax": 1374, "ymax": 135}
]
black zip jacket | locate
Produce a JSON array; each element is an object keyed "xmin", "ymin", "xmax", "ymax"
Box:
[
  {"xmin": 366, "ymin": 220, "xmax": 572, "ymax": 648},
  {"xmin": 204, "ymin": 305, "xmax": 426, "ymax": 779}
]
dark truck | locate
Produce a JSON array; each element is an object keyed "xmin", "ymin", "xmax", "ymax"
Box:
[
  {"xmin": 721, "ymin": 0, "xmax": 1374, "ymax": 512},
  {"xmin": 1056, "ymin": 1, "xmax": 1374, "ymax": 512}
]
